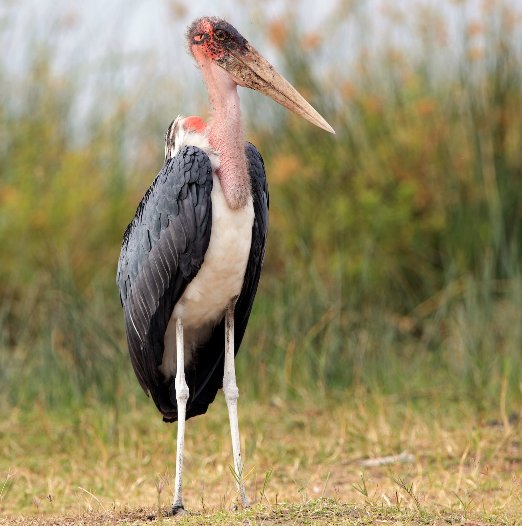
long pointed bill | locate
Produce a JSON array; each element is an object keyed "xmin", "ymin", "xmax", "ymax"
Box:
[{"xmin": 217, "ymin": 43, "xmax": 335, "ymax": 134}]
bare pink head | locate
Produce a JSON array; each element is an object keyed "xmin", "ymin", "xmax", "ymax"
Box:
[
  {"xmin": 186, "ymin": 17, "xmax": 334, "ymax": 134},
  {"xmin": 187, "ymin": 17, "xmax": 248, "ymax": 65}
]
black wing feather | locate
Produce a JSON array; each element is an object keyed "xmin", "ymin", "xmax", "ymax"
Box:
[{"xmin": 116, "ymin": 145, "xmax": 213, "ymax": 410}]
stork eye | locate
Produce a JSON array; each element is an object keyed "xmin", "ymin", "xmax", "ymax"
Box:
[
  {"xmin": 214, "ymin": 29, "xmax": 227, "ymax": 41},
  {"xmin": 193, "ymin": 33, "xmax": 206, "ymax": 44}
]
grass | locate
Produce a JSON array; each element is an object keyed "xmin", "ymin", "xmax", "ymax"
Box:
[
  {"xmin": 2, "ymin": 501, "xmax": 515, "ymax": 526},
  {"xmin": 1, "ymin": 393, "xmax": 521, "ymax": 524}
]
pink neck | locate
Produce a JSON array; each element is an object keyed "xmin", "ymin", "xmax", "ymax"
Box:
[{"xmin": 198, "ymin": 61, "xmax": 250, "ymax": 210}]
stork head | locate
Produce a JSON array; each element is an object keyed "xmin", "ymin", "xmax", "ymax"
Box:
[{"xmin": 187, "ymin": 17, "xmax": 335, "ymax": 134}]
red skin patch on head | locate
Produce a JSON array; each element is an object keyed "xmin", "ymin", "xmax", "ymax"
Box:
[
  {"xmin": 189, "ymin": 19, "xmax": 226, "ymax": 62},
  {"xmin": 184, "ymin": 116, "xmax": 206, "ymax": 133}
]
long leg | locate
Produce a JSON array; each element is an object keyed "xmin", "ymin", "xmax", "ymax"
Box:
[
  {"xmin": 171, "ymin": 317, "xmax": 189, "ymax": 514},
  {"xmin": 223, "ymin": 299, "xmax": 250, "ymax": 508}
]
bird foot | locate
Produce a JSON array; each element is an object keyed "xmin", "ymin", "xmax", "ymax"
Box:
[
  {"xmin": 166, "ymin": 505, "xmax": 187, "ymax": 517},
  {"xmin": 231, "ymin": 496, "xmax": 251, "ymax": 511}
]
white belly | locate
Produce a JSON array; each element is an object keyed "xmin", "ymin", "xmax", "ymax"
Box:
[{"xmin": 160, "ymin": 175, "xmax": 254, "ymax": 378}]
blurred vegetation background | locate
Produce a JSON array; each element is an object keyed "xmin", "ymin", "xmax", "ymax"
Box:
[{"xmin": 0, "ymin": 0, "xmax": 521, "ymax": 417}]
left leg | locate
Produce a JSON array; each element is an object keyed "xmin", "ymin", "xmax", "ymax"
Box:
[
  {"xmin": 171, "ymin": 317, "xmax": 189, "ymax": 514},
  {"xmin": 223, "ymin": 299, "xmax": 250, "ymax": 508}
]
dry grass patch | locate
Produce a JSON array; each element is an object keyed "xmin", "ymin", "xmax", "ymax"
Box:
[
  {"xmin": 0, "ymin": 501, "xmax": 515, "ymax": 526},
  {"xmin": 1, "ymin": 393, "xmax": 521, "ymax": 524}
]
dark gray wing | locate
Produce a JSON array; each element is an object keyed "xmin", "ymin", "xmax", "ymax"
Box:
[
  {"xmin": 162, "ymin": 142, "xmax": 269, "ymax": 421},
  {"xmin": 116, "ymin": 145, "xmax": 213, "ymax": 414}
]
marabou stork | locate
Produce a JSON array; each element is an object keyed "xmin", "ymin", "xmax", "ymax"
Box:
[{"xmin": 116, "ymin": 17, "xmax": 334, "ymax": 514}]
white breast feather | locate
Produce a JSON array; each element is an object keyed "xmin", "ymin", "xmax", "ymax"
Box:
[{"xmin": 160, "ymin": 119, "xmax": 254, "ymax": 378}]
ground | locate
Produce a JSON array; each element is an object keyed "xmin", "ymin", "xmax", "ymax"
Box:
[{"xmin": 1, "ymin": 393, "xmax": 521, "ymax": 525}]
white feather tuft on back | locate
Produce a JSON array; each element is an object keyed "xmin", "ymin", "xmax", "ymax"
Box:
[{"xmin": 164, "ymin": 115, "xmax": 220, "ymax": 172}]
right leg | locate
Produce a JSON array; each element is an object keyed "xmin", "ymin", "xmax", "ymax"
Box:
[{"xmin": 223, "ymin": 300, "xmax": 250, "ymax": 508}]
